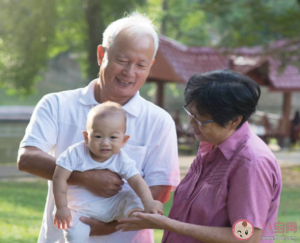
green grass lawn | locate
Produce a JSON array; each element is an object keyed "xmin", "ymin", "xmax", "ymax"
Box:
[{"xmin": 0, "ymin": 180, "xmax": 299, "ymax": 243}]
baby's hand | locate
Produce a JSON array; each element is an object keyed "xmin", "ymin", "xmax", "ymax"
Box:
[
  {"xmin": 143, "ymin": 200, "xmax": 164, "ymax": 215},
  {"xmin": 54, "ymin": 206, "xmax": 72, "ymax": 229}
]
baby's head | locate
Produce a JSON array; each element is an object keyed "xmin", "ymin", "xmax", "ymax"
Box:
[{"xmin": 82, "ymin": 101, "xmax": 129, "ymax": 162}]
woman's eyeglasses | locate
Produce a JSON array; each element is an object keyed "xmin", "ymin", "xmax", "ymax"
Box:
[{"xmin": 182, "ymin": 106, "xmax": 214, "ymax": 126}]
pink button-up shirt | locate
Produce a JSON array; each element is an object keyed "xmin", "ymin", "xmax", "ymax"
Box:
[{"xmin": 163, "ymin": 122, "xmax": 282, "ymax": 243}]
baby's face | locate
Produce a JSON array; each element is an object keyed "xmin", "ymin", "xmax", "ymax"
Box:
[{"xmin": 84, "ymin": 116, "xmax": 128, "ymax": 162}]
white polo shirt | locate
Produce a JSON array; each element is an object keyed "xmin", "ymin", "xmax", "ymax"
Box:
[
  {"xmin": 57, "ymin": 141, "xmax": 140, "ymax": 207},
  {"xmin": 20, "ymin": 79, "xmax": 180, "ymax": 243}
]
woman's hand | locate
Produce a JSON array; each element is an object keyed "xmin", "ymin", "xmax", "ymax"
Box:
[{"xmin": 117, "ymin": 212, "xmax": 170, "ymax": 232}]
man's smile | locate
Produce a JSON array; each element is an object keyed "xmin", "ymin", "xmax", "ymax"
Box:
[{"xmin": 116, "ymin": 77, "xmax": 133, "ymax": 87}]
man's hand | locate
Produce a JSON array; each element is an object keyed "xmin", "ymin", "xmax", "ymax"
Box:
[
  {"xmin": 70, "ymin": 169, "xmax": 124, "ymax": 197},
  {"xmin": 80, "ymin": 216, "xmax": 119, "ymax": 236}
]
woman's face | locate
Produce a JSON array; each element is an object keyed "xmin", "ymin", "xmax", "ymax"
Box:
[{"xmin": 187, "ymin": 102, "xmax": 240, "ymax": 146}]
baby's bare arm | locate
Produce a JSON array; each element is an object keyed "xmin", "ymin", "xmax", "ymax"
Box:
[
  {"xmin": 53, "ymin": 166, "xmax": 72, "ymax": 229},
  {"xmin": 127, "ymin": 175, "xmax": 163, "ymax": 214},
  {"xmin": 53, "ymin": 165, "xmax": 72, "ymax": 208}
]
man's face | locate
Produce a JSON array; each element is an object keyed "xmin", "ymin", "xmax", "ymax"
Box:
[
  {"xmin": 97, "ymin": 31, "xmax": 155, "ymax": 103},
  {"xmin": 83, "ymin": 116, "xmax": 129, "ymax": 162}
]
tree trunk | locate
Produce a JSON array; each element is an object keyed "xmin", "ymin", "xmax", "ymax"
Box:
[{"xmin": 85, "ymin": 0, "xmax": 106, "ymax": 81}]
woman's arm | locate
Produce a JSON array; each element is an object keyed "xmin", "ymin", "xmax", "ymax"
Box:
[{"xmin": 117, "ymin": 213, "xmax": 263, "ymax": 243}]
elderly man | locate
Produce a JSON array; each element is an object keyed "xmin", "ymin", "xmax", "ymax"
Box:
[{"xmin": 18, "ymin": 12, "xmax": 180, "ymax": 243}]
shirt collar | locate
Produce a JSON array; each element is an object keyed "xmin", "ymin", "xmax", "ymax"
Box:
[
  {"xmin": 217, "ymin": 121, "xmax": 251, "ymax": 160},
  {"xmin": 79, "ymin": 79, "xmax": 141, "ymax": 117},
  {"xmin": 79, "ymin": 79, "xmax": 99, "ymax": 106},
  {"xmin": 122, "ymin": 91, "xmax": 141, "ymax": 117}
]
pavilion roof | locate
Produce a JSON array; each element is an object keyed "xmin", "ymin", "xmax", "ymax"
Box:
[{"xmin": 148, "ymin": 35, "xmax": 300, "ymax": 91}]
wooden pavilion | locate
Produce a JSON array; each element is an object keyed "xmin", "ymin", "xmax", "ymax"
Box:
[{"xmin": 147, "ymin": 35, "xmax": 300, "ymax": 142}]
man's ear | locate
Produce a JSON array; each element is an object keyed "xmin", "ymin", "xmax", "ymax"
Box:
[
  {"xmin": 151, "ymin": 58, "xmax": 155, "ymax": 66},
  {"xmin": 122, "ymin": 135, "xmax": 130, "ymax": 146},
  {"xmin": 97, "ymin": 45, "xmax": 105, "ymax": 66},
  {"xmin": 82, "ymin": 131, "xmax": 89, "ymax": 144}
]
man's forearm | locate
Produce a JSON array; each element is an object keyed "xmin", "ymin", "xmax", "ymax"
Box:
[
  {"xmin": 18, "ymin": 147, "xmax": 84, "ymax": 186},
  {"xmin": 150, "ymin": 185, "xmax": 172, "ymax": 203},
  {"xmin": 18, "ymin": 147, "xmax": 56, "ymax": 180}
]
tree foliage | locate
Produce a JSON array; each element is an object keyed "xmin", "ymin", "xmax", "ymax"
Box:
[
  {"xmin": 0, "ymin": 0, "xmax": 145, "ymax": 95},
  {"xmin": 199, "ymin": 0, "xmax": 300, "ymax": 48},
  {"xmin": 0, "ymin": 0, "xmax": 56, "ymax": 95},
  {"xmin": 0, "ymin": 0, "xmax": 299, "ymax": 95}
]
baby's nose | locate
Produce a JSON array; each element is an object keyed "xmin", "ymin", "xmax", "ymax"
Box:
[{"xmin": 101, "ymin": 138, "xmax": 110, "ymax": 145}]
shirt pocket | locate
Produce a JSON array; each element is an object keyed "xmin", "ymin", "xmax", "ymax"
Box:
[
  {"xmin": 189, "ymin": 181, "xmax": 227, "ymax": 225},
  {"xmin": 122, "ymin": 141, "xmax": 147, "ymax": 177}
]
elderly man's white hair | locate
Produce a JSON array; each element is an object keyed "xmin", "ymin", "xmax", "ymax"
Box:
[{"xmin": 102, "ymin": 12, "xmax": 159, "ymax": 58}]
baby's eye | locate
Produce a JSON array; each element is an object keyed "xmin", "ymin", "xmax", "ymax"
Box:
[
  {"xmin": 111, "ymin": 136, "xmax": 117, "ymax": 139},
  {"xmin": 95, "ymin": 136, "xmax": 101, "ymax": 138},
  {"xmin": 245, "ymin": 230, "xmax": 248, "ymax": 235}
]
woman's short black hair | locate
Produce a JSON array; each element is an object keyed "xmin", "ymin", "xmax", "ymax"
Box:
[{"xmin": 184, "ymin": 69, "xmax": 261, "ymax": 129}]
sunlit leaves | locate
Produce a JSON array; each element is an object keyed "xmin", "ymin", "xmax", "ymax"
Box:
[{"xmin": 0, "ymin": 0, "xmax": 57, "ymax": 95}]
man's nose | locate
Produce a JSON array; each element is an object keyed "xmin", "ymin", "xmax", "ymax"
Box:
[{"xmin": 123, "ymin": 64, "xmax": 135, "ymax": 77}]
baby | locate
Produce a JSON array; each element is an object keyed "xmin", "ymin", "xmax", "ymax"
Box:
[{"xmin": 52, "ymin": 101, "xmax": 163, "ymax": 243}]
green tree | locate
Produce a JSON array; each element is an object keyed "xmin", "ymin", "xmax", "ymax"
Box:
[
  {"xmin": 1, "ymin": 0, "xmax": 299, "ymax": 95},
  {"xmin": 0, "ymin": 0, "xmax": 145, "ymax": 95},
  {"xmin": 0, "ymin": 0, "xmax": 57, "ymax": 95},
  {"xmin": 200, "ymin": 0, "xmax": 300, "ymax": 48}
]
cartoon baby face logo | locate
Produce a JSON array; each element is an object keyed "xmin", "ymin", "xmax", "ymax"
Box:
[{"xmin": 232, "ymin": 219, "xmax": 254, "ymax": 240}]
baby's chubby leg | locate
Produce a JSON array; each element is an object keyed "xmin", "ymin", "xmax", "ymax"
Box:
[
  {"xmin": 63, "ymin": 210, "xmax": 91, "ymax": 243},
  {"xmin": 114, "ymin": 189, "xmax": 145, "ymax": 220},
  {"xmin": 127, "ymin": 207, "xmax": 144, "ymax": 218}
]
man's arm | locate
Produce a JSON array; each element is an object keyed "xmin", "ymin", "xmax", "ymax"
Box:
[
  {"xmin": 150, "ymin": 185, "xmax": 172, "ymax": 203},
  {"xmin": 18, "ymin": 146, "xmax": 56, "ymax": 180},
  {"xmin": 17, "ymin": 146, "xmax": 124, "ymax": 197}
]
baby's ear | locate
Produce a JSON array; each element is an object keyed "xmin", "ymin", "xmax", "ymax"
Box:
[
  {"xmin": 82, "ymin": 131, "xmax": 88, "ymax": 144},
  {"xmin": 122, "ymin": 135, "xmax": 130, "ymax": 146}
]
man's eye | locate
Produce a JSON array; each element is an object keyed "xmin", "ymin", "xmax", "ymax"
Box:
[
  {"xmin": 118, "ymin": 60, "xmax": 127, "ymax": 63},
  {"xmin": 138, "ymin": 64, "xmax": 146, "ymax": 68}
]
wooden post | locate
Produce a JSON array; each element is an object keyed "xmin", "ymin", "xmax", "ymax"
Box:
[
  {"xmin": 282, "ymin": 92, "xmax": 292, "ymax": 145},
  {"xmin": 156, "ymin": 81, "xmax": 164, "ymax": 108}
]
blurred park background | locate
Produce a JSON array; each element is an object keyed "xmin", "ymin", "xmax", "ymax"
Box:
[{"xmin": 0, "ymin": 0, "xmax": 300, "ymax": 242}]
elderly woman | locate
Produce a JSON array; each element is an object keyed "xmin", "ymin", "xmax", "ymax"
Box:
[{"xmin": 117, "ymin": 69, "xmax": 282, "ymax": 243}]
